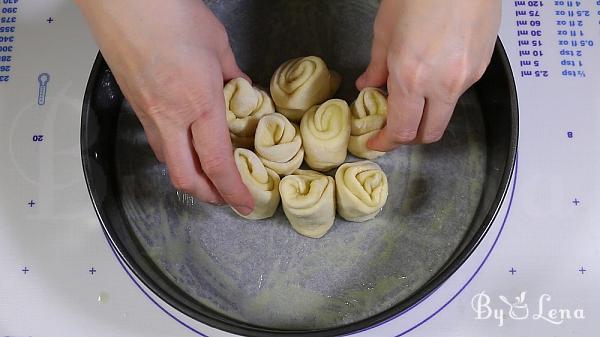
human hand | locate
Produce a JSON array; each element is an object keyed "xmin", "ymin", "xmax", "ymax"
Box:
[
  {"xmin": 76, "ymin": 0, "xmax": 254, "ymax": 214},
  {"xmin": 357, "ymin": 0, "xmax": 501, "ymax": 148}
]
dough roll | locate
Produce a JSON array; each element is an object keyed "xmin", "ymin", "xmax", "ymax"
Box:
[
  {"xmin": 279, "ymin": 170, "xmax": 336, "ymax": 239},
  {"xmin": 254, "ymin": 113, "xmax": 304, "ymax": 176},
  {"xmin": 335, "ymin": 161, "xmax": 388, "ymax": 222},
  {"xmin": 225, "ymin": 78, "xmax": 275, "ymax": 148},
  {"xmin": 270, "ymin": 56, "xmax": 341, "ymax": 122},
  {"xmin": 233, "ymin": 148, "xmax": 280, "ymax": 220},
  {"xmin": 348, "ymin": 88, "xmax": 387, "ymax": 160},
  {"xmin": 300, "ymin": 99, "xmax": 351, "ymax": 172}
]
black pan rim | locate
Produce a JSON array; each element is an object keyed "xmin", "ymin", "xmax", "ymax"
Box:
[{"xmin": 80, "ymin": 37, "xmax": 518, "ymax": 337}]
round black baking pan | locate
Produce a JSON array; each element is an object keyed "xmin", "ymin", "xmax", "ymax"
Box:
[{"xmin": 80, "ymin": 1, "xmax": 518, "ymax": 336}]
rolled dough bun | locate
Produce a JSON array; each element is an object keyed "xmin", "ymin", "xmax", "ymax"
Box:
[
  {"xmin": 233, "ymin": 148, "xmax": 280, "ymax": 219},
  {"xmin": 300, "ymin": 99, "xmax": 351, "ymax": 172},
  {"xmin": 254, "ymin": 113, "xmax": 304, "ymax": 176},
  {"xmin": 335, "ymin": 160, "xmax": 388, "ymax": 222},
  {"xmin": 348, "ymin": 87, "xmax": 387, "ymax": 160},
  {"xmin": 224, "ymin": 78, "xmax": 275, "ymax": 148},
  {"xmin": 279, "ymin": 170, "xmax": 336, "ymax": 239},
  {"xmin": 270, "ymin": 56, "xmax": 341, "ymax": 122}
]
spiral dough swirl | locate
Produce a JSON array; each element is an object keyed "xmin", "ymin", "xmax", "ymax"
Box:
[
  {"xmin": 335, "ymin": 160, "xmax": 388, "ymax": 222},
  {"xmin": 300, "ymin": 99, "xmax": 351, "ymax": 172},
  {"xmin": 280, "ymin": 170, "xmax": 336, "ymax": 238},
  {"xmin": 224, "ymin": 78, "xmax": 275, "ymax": 148},
  {"xmin": 270, "ymin": 56, "xmax": 341, "ymax": 122},
  {"xmin": 233, "ymin": 148, "xmax": 280, "ymax": 219},
  {"xmin": 348, "ymin": 88, "xmax": 388, "ymax": 160},
  {"xmin": 254, "ymin": 113, "xmax": 304, "ymax": 176}
]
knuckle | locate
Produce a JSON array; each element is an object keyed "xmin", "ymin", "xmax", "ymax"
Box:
[
  {"xmin": 388, "ymin": 57, "xmax": 428, "ymax": 93},
  {"xmin": 201, "ymin": 155, "xmax": 228, "ymax": 178},
  {"xmin": 138, "ymin": 70, "xmax": 217, "ymax": 125},
  {"xmin": 196, "ymin": 192, "xmax": 223, "ymax": 205},
  {"xmin": 421, "ymin": 129, "xmax": 445, "ymax": 144},
  {"xmin": 150, "ymin": 92, "xmax": 216, "ymax": 125},
  {"xmin": 372, "ymin": 20, "xmax": 389, "ymax": 41},
  {"xmin": 443, "ymin": 61, "xmax": 472, "ymax": 97},
  {"xmin": 187, "ymin": 94, "xmax": 218, "ymax": 120},
  {"xmin": 472, "ymin": 63, "xmax": 489, "ymax": 83},
  {"xmin": 217, "ymin": 189, "xmax": 241, "ymax": 202},
  {"xmin": 442, "ymin": 57, "xmax": 475, "ymax": 97},
  {"xmin": 437, "ymin": 93, "xmax": 459, "ymax": 109},
  {"xmin": 170, "ymin": 174, "xmax": 194, "ymax": 193},
  {"xmin": 392, "ymin": 129, "xmax": 418, "ymax": 144}
]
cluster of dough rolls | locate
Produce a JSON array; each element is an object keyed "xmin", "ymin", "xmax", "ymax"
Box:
[{"xmin": 224, "ymin": 56, "xmax": 390, "ymax": 238}]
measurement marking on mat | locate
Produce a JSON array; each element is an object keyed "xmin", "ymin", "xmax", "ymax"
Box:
[
  {"xmin": 27, "ymin": 200, "xmax": 35, "ymax": 207},
  {"xmin": 567, "ymin": 131, "xmax": 574, "ymax": 138},
  {"xmin": 46, "ymin": 17, "xmax": 53, "ymax": 24},
  {"xmin": 37, "ymin": 73, "xmax": 50, "ymax": 106},
  {"xmin": 572, "ymin": 198, "xmax": 581, "ymax": 206},
  {"xmin": 89, "ymin": 267, "xmax": 96, "ymax": 275},
  {"xmin": 509, "ymin": 267, "xmax": 517, "ymax": 275},
  {"xmin": 579, "ymin": 266, "xmax": 587, "ymax": 274},
  {"xmin": 21, "ymin": 267, "xmax": 29, "ymax": 274}
]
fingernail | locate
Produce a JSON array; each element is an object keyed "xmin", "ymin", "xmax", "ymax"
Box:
[{"xmin": 234, "ymin": 205, "xmax": 253, "ymax": 216}]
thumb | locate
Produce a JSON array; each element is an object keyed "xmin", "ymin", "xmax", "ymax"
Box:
[
  {"xmin": 220, "ymin": 44, "xmax": 250, "ymax": 83},
  {"xmin": 356, "ymin": 37, "xmax": 389, "ymax": 89}
]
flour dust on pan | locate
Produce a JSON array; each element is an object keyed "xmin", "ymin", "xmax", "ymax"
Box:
[{"xmin": 81, "ymin": 1, "xmax": 517, "ymax": 335}]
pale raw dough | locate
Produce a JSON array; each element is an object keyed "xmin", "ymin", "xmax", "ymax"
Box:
[
  {"xmin": 254, "ymin": 113, "xmax": 304, "ymax": 176},
  {"xmin": 233, "ymin": 148, "xmax": 280, "ymax": 220},
  {"xmin": 335, "ymin": 160, "xmax": 388, "ymax": 222},
  {"xmin": 348, "ymin": 87, "xmax": 387, "ymax": 160},
  {"xmin": 300, "ymin": 99, "xmax": 351, "ymax": 172},
  {"xmin": 270, "ymin": 56, "xmax": 341, "ymax": 122},
  {"xmin": 224, "ymin": 78, "xmax": 275, "ymax": 148},
  {"xmin": 279, "ymin": 170, "xmax": 336, "ymax": 239}
]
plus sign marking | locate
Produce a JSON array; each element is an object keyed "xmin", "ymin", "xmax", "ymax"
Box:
[
  {"xmin": 22, "ymin": 267, "xmax": 29, "ymax": 274},
  {"xmin": 46, "ymin": 17, "xmax": 54, "ymax": 24},
  {"xmin": 572, "ymin": 198, "xmax": 581, "ymax": 206},
  {"xmin": 89, "ymin": 267, "xmax": 97, "ymax": 275},
  {"xmin": 509, "ymin": 267, "xmax": 517, "ymax": 275},
  {"xmin": 28, "ymin": 200, "xmax": 36, "ymax": 207},
  {"xmin": 579, "ymin": 266, "xmax": 587, "ymax": 275}
]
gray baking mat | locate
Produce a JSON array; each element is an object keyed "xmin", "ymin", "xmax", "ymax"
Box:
[{"xmin": 114, "ymin": 90, "xmax": 485, "ymax": 329}]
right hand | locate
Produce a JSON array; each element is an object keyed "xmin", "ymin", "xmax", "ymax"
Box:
[
  {"xmin": 76, "ymin": 0, "xmax": 254, "ymax": 215},
  {"xmin": 357, "ymin": 0, "xmax": 500, "ymax": 148}
]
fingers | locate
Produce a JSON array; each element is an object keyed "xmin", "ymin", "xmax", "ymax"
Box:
[
  {"xmin": 367, "ymin": 79, "xmax": 425, "ymax": 152},
  {"xmin": 356, "ymin": 34, "xmax": 389, "ymax": 90},
  {"xmin": 160, "ymin": 127, "xmax": 225, "ymax": 205},
  {"xmin": 367, "ymin": 91, "xmax": 457, "ymax": 150},
  {"xmin": 189, "ymin": 69, "xmax": 254, "ymax": 215},
  {"xmin": 415, "ymin": 96, "xmax": 456, "ymax": 143},
  {"xmin": 191, "ymin": 121, "xmax": 254, "ymax": 215},
  {"xmin": 219, "ymin": 44, "xmax": 249, "ymax": 83}
]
